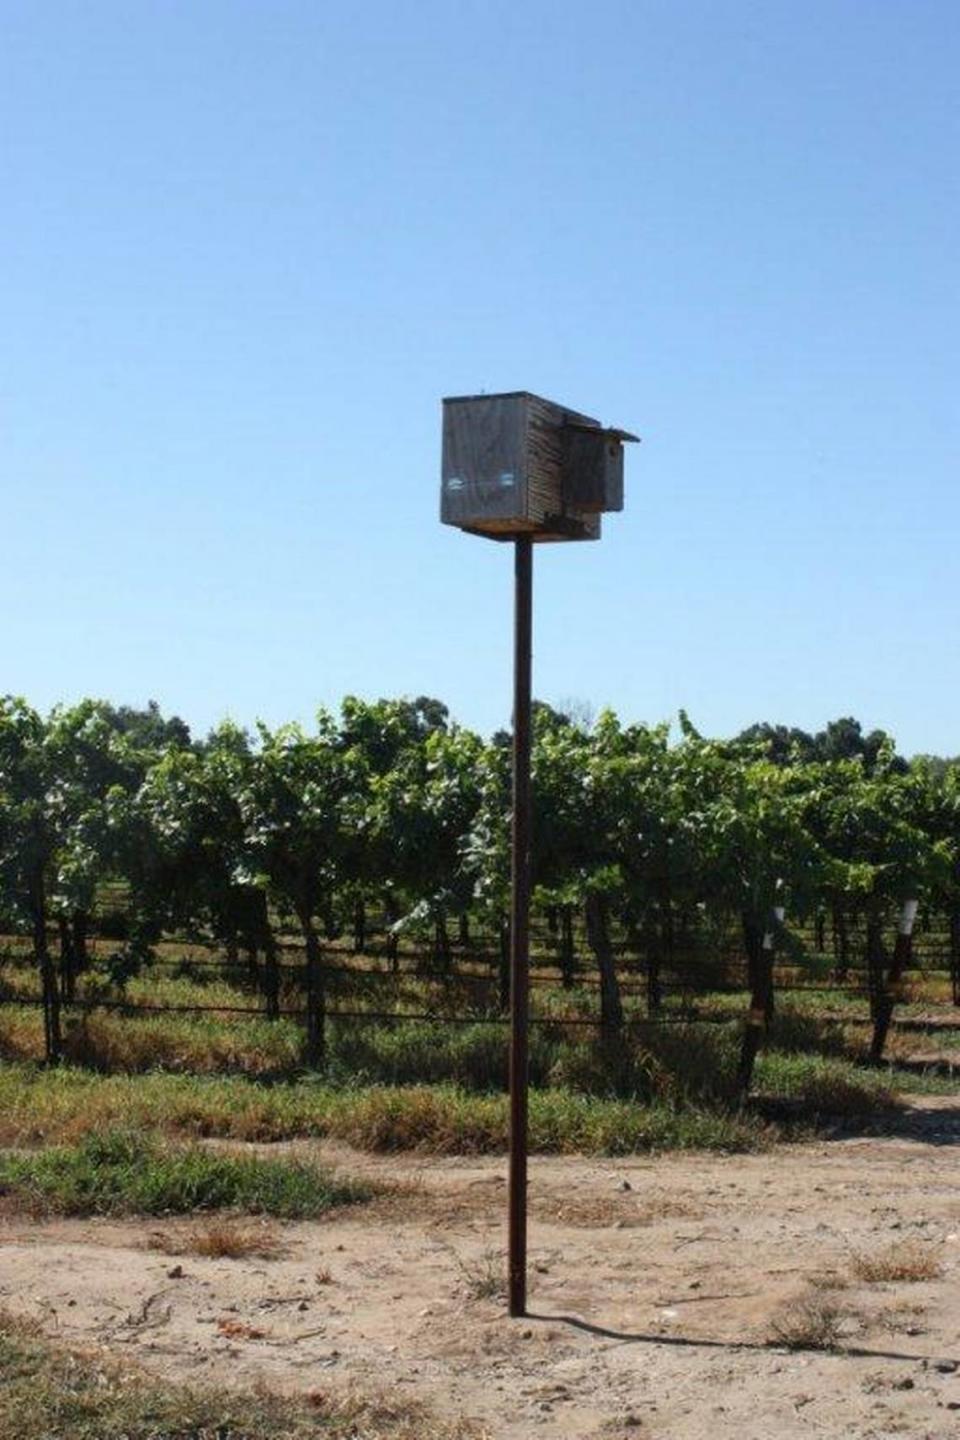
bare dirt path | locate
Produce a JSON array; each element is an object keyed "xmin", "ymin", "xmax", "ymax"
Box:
[{"xmin": 4, "ymin": 1099, "xmax": 960, "ymax": 1439}]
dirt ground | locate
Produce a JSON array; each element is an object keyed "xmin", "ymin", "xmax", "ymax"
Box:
[{"xmin": 4, "ymin": 1100, "xmax": 960, "ymax": 1440}]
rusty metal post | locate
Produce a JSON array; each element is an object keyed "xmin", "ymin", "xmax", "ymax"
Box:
[{"xmin": 508, "ymin": 535, "xmax": 532, "ymax": 1317}]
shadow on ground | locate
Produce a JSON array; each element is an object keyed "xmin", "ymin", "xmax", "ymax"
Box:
[{"xmin": 526, "ymin": 1311, "xmax": 959, "ymax": 1367}]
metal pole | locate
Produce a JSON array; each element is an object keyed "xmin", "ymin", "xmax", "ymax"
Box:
[{"xmin": 509, "ymin": 534, "xmax": 533, "ymax": 1317}]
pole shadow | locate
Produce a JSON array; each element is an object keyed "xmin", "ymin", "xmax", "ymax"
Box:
[{"xmin": 524, "ymin": 1310, "xmax": 959, "ymax": 1367}]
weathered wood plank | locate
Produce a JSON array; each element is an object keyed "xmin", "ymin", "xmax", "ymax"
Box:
[
  {"xmin": 441, "ymin": 390, "xmax": 622, "ymax": 541},
  {"xmin": 442, "ymin": 394, "xmax": 528, "ymax": 529},
  {"xmin": 564, "ymin": 429, "xmax": 625, "ymax": 512}
]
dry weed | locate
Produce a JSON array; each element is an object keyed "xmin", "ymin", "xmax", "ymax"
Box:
[
  {"xmin": 318, "ymin": 1384, "xmax": 488, "ymax": 1439},
  {"xmin": 149, "ymin": 1218, "xmax": 284, "ymax": 1260},
  {"xmin": 0, "ymin": 1306, "xmax": 42, "ymax": 1337},
  {"xmin": 877, "ymin": 1299, "xmax": 927, "ymax": 1335},
  {"xmin": 458, "ymin": 1248, "xmax": 507, "ymax": 1302},
  {"xmin": 768, "ymin": 1294, "xmax": 846, "ymax": 1350},
  {"xmin": 534, "ymin": 1190, "xmax": 701, "ymax": 1229},
  {"xmin": 850, "ymin": 1239, "xmax": 942, "ymax": 1284},
  {"xmin": 880, "ymin": 1030, "xmax": 917, "ymax": 1064},
  {"xmin": 807, "ymin": 1268, "xmax": 851, "ymax": 1292},
  {"xmin": 0, "ymin": 1305, "xmax": 483, "ymax": 1440},
  {"xmin": 216, "ymin": 1317, "xmax": 267, "ymax": 1340}
]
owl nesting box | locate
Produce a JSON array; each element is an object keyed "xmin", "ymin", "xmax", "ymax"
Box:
[{"xmin": 441, "ymin": 391, "xmax": 638, "ymax": 541}]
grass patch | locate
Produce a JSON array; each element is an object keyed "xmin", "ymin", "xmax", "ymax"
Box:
[
  {"xmin": 327, "ymin": 1018, "xmax": 555, "ymax": 1091},
  {"xmin": 0, "ymin": 1309, "xmax": 477, "ymax": 1440},
  {"xmin": 0, "ymin": 1006, "xmax": 748, "ymax": 1105},
  {"xmin": 0, "ymin": 1006, "xmax": 304, "ymax": 1075},
  {"xmin": 850, "ymin": 1240, "xmax": 942, "ymax": 1284},
  {"xmin": 766, "ymin": 1005, "xmax": 857, "ymax": 1060},
  {"xmin": 548, "ymin": 1024, "xmax": 741, "ymax": 1106},
  {"xmin": 0, "ymin": 1063, "xmax": 771, "ymax": 1155},
  {"xmin": 306, "ymin": 1082, "xmax": 769, "ymax": 1155},
  {"xmin": 754, "ymin": 1053, "xmax": 900, "ymax": 1113},
  {"xmin": 0, "ymin": 1129, "xmax": 373, "ymax": 1218}
]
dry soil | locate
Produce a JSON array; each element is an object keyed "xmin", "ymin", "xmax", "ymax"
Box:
[{"xmin": 4, "ymin": 1099, "xmax": 960, "ymax": 1439}]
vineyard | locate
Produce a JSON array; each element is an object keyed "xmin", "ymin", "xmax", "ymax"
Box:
[
  {"xmin": 2, "ymin": 695, "xmax": 960, "ymax": 1109},
  {"xmin": 5, "ymin": 696, "xmax": 960, "ymax": 1438}
]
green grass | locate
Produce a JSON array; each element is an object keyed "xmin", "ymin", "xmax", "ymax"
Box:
[
  {"xmin": 0, "ymin": 1003, "xmax": 746, "ymax": 1098},
  {"xmin": 2, "ymin": 942, "xmax": 957, "ymax": 1166},
  {"xmin": 0, "ymin": 1310, "xmax": 475, "ymax": 1440},
  {"xmin": 833, "ymin": 1061, "xmax": 960, "ymax": 1096},
  {"xmin": 326, "ymin": 1017, "xmax": 552, "ymax": 1090},
  {"xmin": 0, "ymin": 1005, "xmax": 305, "ymax": 1074},
  {"xmin": 903, "ymin": 1024, "xmax": 960, "ymax": 1053},
  {"xmin": 0, "ymin": 1128, "xmax": 374, "ymax": 1218},
  {"xmin": 766, "ymin": 1005, "xmax": 858, "ymax": 1059},
  {"xmin": 334, "ymin": 1081, "xmax": 770, "ymax": 1154},
  {"xmin": 0, "ymin": 997, "xmax": 754, "ymax": 1101},
  {"xmin": 547, "ymin": 1023, "xmax": 742, "ymax": 1105},
  {"xmin": 0, "ymin": 1063, "xmax": 771, "ymax": 1155},
  {"xmin": 753, "ymin": 1053, "xmax": 900, "ymax": 1112}
]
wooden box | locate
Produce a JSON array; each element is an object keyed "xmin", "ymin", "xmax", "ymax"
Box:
[
  {"xmin": 441, "ymin": 391, "xmax": 636, "ymax": 542},
  {"xmin": 563, "ymin": 424, "xmax": 627, "ymax": 513}
]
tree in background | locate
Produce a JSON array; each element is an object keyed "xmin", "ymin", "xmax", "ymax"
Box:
[
  {"xmin": 677, "ymin": 720, "xmax": 824, "ymax": 1093},
  {"xmin": 42, "ymin": 701, "xmax": 156, "ymax": 1001},
  {"xmin": 5, "ymin": 686, "xmax": 959, "ymax": 1085},
  {"xmin": 137, "ymin": 724, "xmax": 287, "ymax": 1017},
  {"xmin": 237, "ymin": 714, "xmax": 367, "ymax": 1066},
  {"xmin": 809, "ymin": 748, "xmax": 943, "ymax": 1060},
  {"xmin": 0, "ymin": 699, "xmax": 63, "ymax": 1060}
]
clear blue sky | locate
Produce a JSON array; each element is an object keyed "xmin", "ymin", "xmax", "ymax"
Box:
[{"xmin": 2, "ymin": 1, "xmax": 957, "ymax": 753}]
